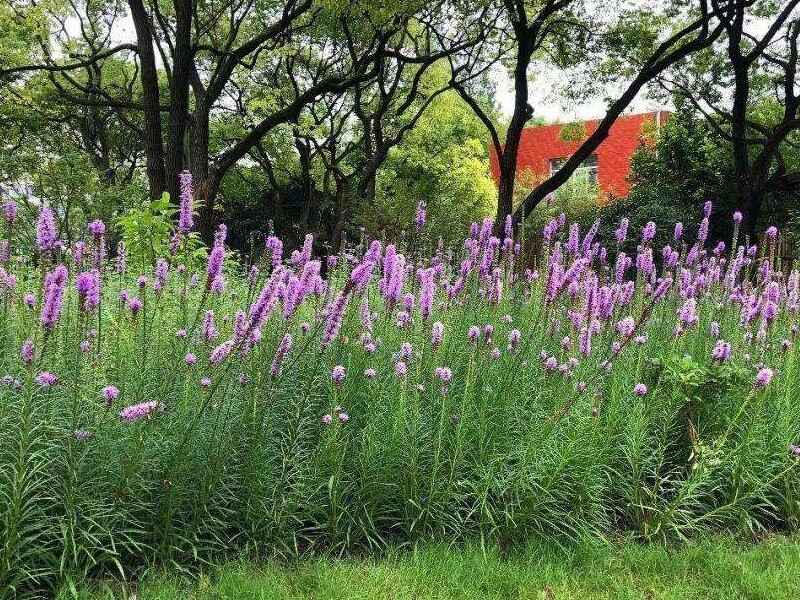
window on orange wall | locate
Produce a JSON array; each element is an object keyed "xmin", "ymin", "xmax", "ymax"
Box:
[{"xmin": 549, "ymin": 154, "xmax": 598, "ymax": 185}]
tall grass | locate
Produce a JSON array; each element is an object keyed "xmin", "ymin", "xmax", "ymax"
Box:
[{"xmin": 0, "ymin": 196, "xmax": 799, "ymax": 596}]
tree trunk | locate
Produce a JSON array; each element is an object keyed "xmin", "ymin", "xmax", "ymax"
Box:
[
  {"xmin": 128, "ymin": 0, "xmax": 166, "ymax": 199},
  {"xmin": 495, "ymin": 38, "xmax": 533, "ymax": 225},
  {"xmin": 164, "ymin": 0, "xmax": 193, "ymax": 203},
  {"xmin": 331, "ymin": 176, "xmax": 349, "ymax": 251},
  {"xmin": 295, "ymin": 135, "xmax": 313, "ymax": 230},
  {"xmin": 190, "ymin": 101, "xmax": 213, "ymax": 240}
]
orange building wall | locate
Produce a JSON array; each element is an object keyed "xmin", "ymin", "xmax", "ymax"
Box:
[{"xmin": 489, "ymin": 111, "xmax": 669, "ymax": 198}]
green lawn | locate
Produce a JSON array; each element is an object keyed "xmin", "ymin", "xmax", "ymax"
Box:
[{"xmin": 63, "ymin": 536, "xmax": 800, "ymax": 599}]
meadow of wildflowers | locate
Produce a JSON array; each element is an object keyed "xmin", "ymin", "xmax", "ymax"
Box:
[{"xmin": 1, "ymin": 183, "xmax": 799, "ymax": 595}]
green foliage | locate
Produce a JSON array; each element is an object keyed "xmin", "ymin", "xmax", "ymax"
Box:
[
  {"xmin": 521, "ymin": 171, "xmax": 600, "ymax": 246},
  {"xmin": 117, "ymin": 193, "xmax": 205, "ymax": 269},
  {"xmin": 363, "ymin": 91, "xmax": 496, "ymax": 248}
]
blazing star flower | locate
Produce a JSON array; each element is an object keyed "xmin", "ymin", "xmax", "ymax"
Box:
[
  {"xmin": 364, "ymin": 368, "xmax": 377, "ymax": 379},
  {"xmin": 178, "ymin": 171, "xmax": 194, "ymax": 233},
  {"xmin": 642, "ymin": 221, "xmax": 656, "ymax": 242},
  {"xmin": 74, "ymin": 430, "xmax": 93, "ymax": 442},
  {"xmin": 209, "ymin": 340, "xmax": 234, "ymax": 366},
  {"xmin": 101, "ymin": 385, "xmax": 120, "ymax": 405},
  {"xmin": 127, "ymin": 297, "xmax": 143, "ymax": 315},
  {"xmin": 616, "ymin": 317, "xmax": 635, "ymax": 338},
  {"xmin": 697, "ymin": 217, "xmax": 709, "ymax": 243},
  {"xmin": 41, "ymin": 264, "xmax": 68, "ymax": 330},
  {"xmin": 75, "ymin": 270, "xmax": 100, "ymax": 312},
  {"xmin": 754, "ymin": 367, "xmax": 774, "ymax": 389},
  {"xmin": 331, "ymin": 365, "xmax": 346, "ymax": 384},
  {"xmin": 2, "ymin": 200, "xmax": 17, "ymax": 224},
  {"xmin": 435, "ymin": 367, "xmax": 453, "ymax": 383},
  {"xmin": 468, "ymin": 325, "xmax": 480, "ymax": 344},
  {"xmin": 110, "ymin": 242, "xmax": 126, "ymax": 275},
  {"xmin": 206, "ymin": 224, "xmax": 227, "ymax": 289},
  {"xmin": 201, "ymin": 310, "xmax": 218, "ymax": 341},
  {"xmin": 414, "ymin": 200, "xmax": 427, "ymax": 232},
  {"xmin": 270, "ymin": 334, "xmax": 293, "ymax": 378},
  {"xmin": 265, "ymin": 236, "xmax": 283, "ymax": 269},
  {"xmin": 394, "ymin": 361, "xmax": 408, "ymax": 378},
  {"xmin": 431, "ymin": 321, "xmax": 444, "ymax": 349},
  {"xmin": 87, "ymin": 219, "xmax": 105, "ymax": 238},
  {"xmin": 200, "ymin": 377, "xmax": 212, "ymax": 388},
  {"xmin": 418, "ymin": 267, "xmax": 436, "ymax": 321},
  {"xmin": 711, "ymin": 340, "xmax": 732, "ymax": 362},
  {"xmin": 678, "ymin": 298, "xmax": 699, "ymax": 328},
  {"xmin": 184, "ymin": 352, "xmax": 197, "ymax": 366},
  {"xmin": 36, "ymin": 206, "xmax": 57, "ymax": 252},
  {"xmin": 36, "ymin": 371, "xmax": 58, "ymax": 387},
  {"xmin": 508, "ymin": 329, "xmax": 521, "ymax": 351},
  {"xmin": 733, "ymin": 211, "xmax": 743, "ymax": 224},
  {"xmin": 322, "ymin": 290, "xmax": 350, "ymax": 347},
  {"xmin": 614, "ymin": 218, "xmax": 629, "ymax": 244},
  {"xmin": 153, "ymin": 259, "xmax": 169, "ymax": 294},
  {"xmin": 633, "ymin": 383, "xmax": 648, "ymax": 396},
  {"xmin": 322, "ymin": 414, "xmax": 333, "ymax": 425},
  {"xmin": 20, "ymin": 339, "xmax": 34, "ymax": 364},
  {"xmin": 766, "ymin": 226, "xmax": 778, "ymax": 240},
  {"xmin": 119, "ymin": 400, "xmax": 159, "ymax": 422}
]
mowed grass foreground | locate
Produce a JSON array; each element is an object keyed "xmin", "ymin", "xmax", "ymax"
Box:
[{"xmin": 64, "ymin": 536, "xmax": 800, "ymax": 599}]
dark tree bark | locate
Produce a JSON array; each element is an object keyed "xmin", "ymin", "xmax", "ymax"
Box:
[
  {"xmin": 128, "ymin": 0, "xmax": 166, "ymax": 198},
  {"xmin": 512, "ymin": 1, "xmax": 723, "ymax": 226},
  {"xmin": 666, "ymin": 0, "xmax": 800, "ymax": 238},
  {"xmin": 164, "ymin": 0, "xmax": 193, "ymax": 203}
]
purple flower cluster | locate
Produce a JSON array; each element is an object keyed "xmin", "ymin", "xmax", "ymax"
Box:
[
  {"xmin": 119, "ymin": 400, "xmax": 160, "ymax": 423},
  {"xmin": 41, "ymin": 265, "xmax": 68, "ymax": 330},
  {"xmin": 178, "ymin": 170, "xmax": 194, "ymax": 234}
]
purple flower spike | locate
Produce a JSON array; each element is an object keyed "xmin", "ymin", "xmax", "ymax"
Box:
[
  {"xmin": 178, "ymin": 171, "xmax": 194, "ymax": 233},
  {"xmin": 20, "ymin": 339, "xmax": 34, "ymax": 364},
  {"xmin": 41, "ymin": 264, "xmax": 68, "ymax": 330},
  {"xmin": 414, "ymin": 201, "xmax": 427, "ymax": 232},
  {"xmin": 331, "ymin": 365, "xmax": 346, "ymax": 384},
  {"xmin": 36, "ymin": 206, "xmax": 58, "ymax": 252},
  {"xmin": 3, "ymin": 200, "xmax": 17, "ymax": 224},
  {"xmin": 119, "ymin": 400, "xmax": 160, "ymax": 423},
  {"xmin": 101, "ymin": 385, "xmax": 120, "ymax": 405},
  {"xmin": 642, "ymin": 221, "xmax": 656, "ymax": 243},
  {"xmin": 270, "ymin": 334, "xmax": 293, "ymax": 378},
  {"xmin": 394, "ymin": 361, "xmax": 408, "ymax": 378},
  {"xmin": 633, "ymin": 383, "xmax": 648, "ymax": 396},
  {"xmin": 87, "ymin": 219, "xmax": 106, "ymax": 237},
  {"xmin": 754, "ymin": 367, "xmax": 774, "ymax": 389},
  {"xmin": 36, "ymin": 371, "xmax": 58, "ymax": 387}
]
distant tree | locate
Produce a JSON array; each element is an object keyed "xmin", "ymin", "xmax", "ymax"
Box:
[
  {"xmin": 450, "ymin": 0, "xmax": 724, "ymax": 228},
  {"xmin": 657, "ymin": 0, "xmax": 800, "ymax": 237}
]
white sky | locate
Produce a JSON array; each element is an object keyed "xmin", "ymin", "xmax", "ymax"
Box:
[{"xmin": 492, "ymin": 63, "xmax": 667, "ymax": 123}]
